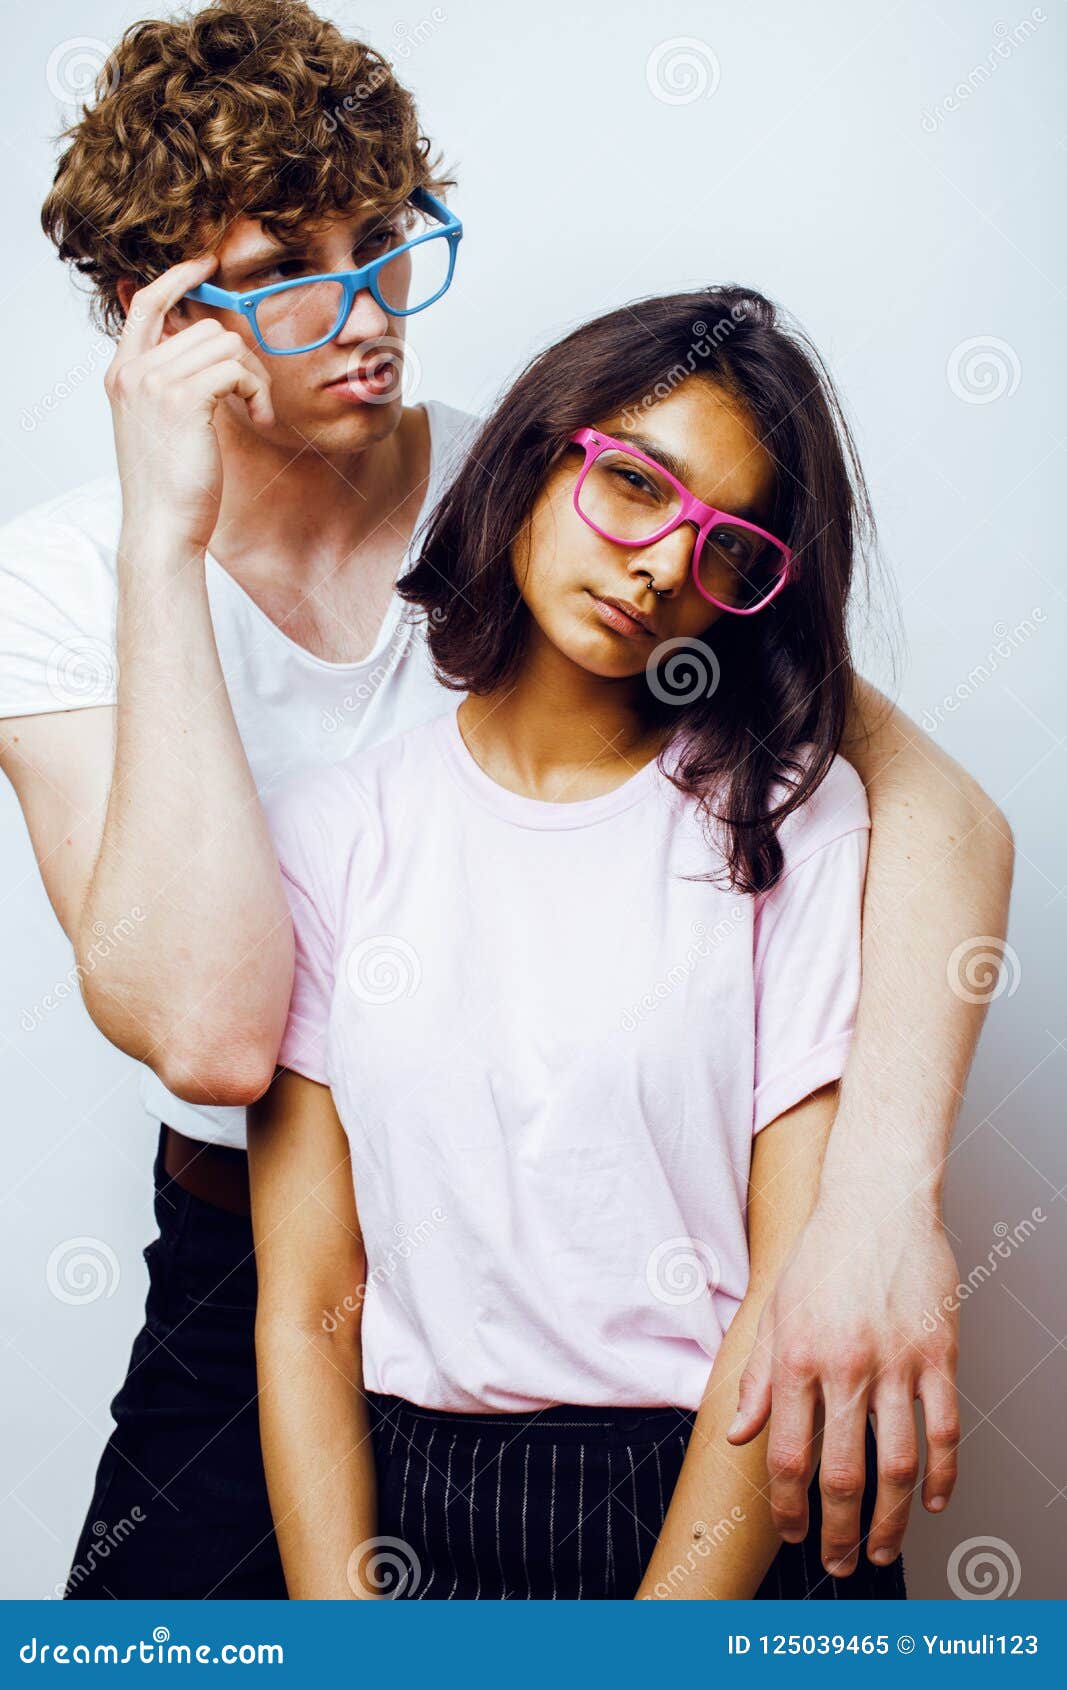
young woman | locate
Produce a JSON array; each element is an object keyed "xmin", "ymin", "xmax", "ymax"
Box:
[{"xmin": 248, "ymin": 286, "xmax": 907, "ymax": 1600}]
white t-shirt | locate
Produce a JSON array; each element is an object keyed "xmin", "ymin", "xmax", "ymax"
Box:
[
  {"xmin": 0, "ymin": 401, "xmax": 479, "ymax": 1147},
  {"xmin": 263, "ymin": 703, "xmax": 870, "ymax": 1411}
]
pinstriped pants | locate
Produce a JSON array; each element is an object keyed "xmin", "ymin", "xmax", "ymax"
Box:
[{"xmin": 366, "ymin": 1393, "xmax": 906, "ymax": 1600}]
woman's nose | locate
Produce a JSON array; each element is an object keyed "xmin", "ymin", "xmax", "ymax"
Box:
[{"xmin": 626, "ymin": 524, "xmax": 696, "ymax": 595}]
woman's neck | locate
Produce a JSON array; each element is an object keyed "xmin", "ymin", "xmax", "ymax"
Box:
[{"xmin": 457, "ymin": 636, "xmax": 669, "ymax": 803}]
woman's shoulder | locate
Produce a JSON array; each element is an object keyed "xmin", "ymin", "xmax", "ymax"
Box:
[
  {"xmin": 768, "ymin": 746, "xmax": 870, "ymax": 877},
  {"xmin": 262, "ymin": 712, "xmax": 449, "ymax": 838}
]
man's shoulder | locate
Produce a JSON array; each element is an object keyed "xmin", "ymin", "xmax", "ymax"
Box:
[{"xmin": 0, "ymin": 474, "xmax": 122, "ymax": 568}]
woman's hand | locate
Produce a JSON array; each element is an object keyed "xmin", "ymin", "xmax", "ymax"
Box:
[{"xmin": 729, "ymin": 1192, "xmax": 961, "ymax": 1575}]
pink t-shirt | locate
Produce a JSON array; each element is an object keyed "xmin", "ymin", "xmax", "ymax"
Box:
[{"xmin": 262, "ymin": 701, "xmax": 869, "ymax": 1412}]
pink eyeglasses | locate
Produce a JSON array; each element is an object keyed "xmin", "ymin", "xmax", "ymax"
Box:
[{"xmin": 568, "ymin": 427, "xmax": 793, "ymax": 615}]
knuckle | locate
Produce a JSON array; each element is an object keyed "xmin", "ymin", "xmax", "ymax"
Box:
[
  {"xmin": 819, "ymin": 1466, "xmax": 864, "ymax": 1502},
  {"xmin": 927, "ymin": 1415, "xmax": 962, "ymax": 1446},
  {"xmin": 879, "ymin": 1454, "xmax": 919, "ymax": 1487},
  {"xmin": 768, "ymin": 1450, "xmax": 810, "ymax": 1484}
]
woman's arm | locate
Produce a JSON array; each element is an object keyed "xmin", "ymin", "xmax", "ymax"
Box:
[
  {"xmin": 248, "ymin": 1068, "xmax": 378, "ymax": 1599},
  {"xmin": 637, "ymin": 1085, "xmax": 839, "ymax": 1599},
  {"xmin": 731, "ymin": 677, "xmax": 1014, "ymax": 1573}
]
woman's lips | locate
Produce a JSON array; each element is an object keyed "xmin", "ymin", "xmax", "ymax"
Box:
[{"xmin": 587, "ymin": 592, "xmax": 657, "ymax": 639}]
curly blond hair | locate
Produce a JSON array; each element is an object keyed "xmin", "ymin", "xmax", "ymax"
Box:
[{"xmin": 41, "ymin": 0, "xmax": 452, "ymax": 333}]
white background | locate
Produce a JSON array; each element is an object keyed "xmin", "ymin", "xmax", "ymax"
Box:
[{"xmin": 1, "ymin": 0, "xmax": 1063, "ymax": 1599}]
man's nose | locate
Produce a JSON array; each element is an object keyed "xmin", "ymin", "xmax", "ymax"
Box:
[{"xmin": 333, "ymin": 286, "xmax": 391, "ymax": 345}]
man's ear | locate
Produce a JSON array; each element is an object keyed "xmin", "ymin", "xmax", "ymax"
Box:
[{"xmin": 115, "ymin": 273, "xmax": 188, "ymax": 340}]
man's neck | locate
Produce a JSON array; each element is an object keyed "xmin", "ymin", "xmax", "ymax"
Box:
[{"xmin": 207, "ymin": 404, "xmax": 429, "ymax": 580}]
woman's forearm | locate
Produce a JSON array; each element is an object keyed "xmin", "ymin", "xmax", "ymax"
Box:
[
  {"xmin": 256, "ymin": 1315, "xmax": 377, "ymax": 1599},
  {"xmin": 637, "ymin": 1285, "xmax": 782, "ymax": 1599}
]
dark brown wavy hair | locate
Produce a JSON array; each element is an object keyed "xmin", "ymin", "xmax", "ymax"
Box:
[
  {"xmin": 41, "ymin": 0, "xmax": 451, "ymax": 334},
  {"xmin": 399, "ymin": 286, "xmax": 877, "ymax": 894}
]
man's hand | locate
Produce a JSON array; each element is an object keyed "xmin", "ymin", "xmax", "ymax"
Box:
[
  {"xmin": 105, "ymin": 254, "xmax": 274, "ymax": 554},
  {"xmin": 728, "ymin": 1194, "xmax": 961, "ymax": 1576}
]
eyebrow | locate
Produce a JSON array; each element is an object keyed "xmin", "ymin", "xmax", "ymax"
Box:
[
  {"xmin": 615, "ymin": 431, "xmax": 764, "ymax": 522},
  {"xmin": 224, "ymin": 205, "xmax": 405, "ymax": 285}
]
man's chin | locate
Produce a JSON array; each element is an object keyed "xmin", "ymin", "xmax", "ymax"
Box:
[{"xmin": 299, "ymin": 394, "xmax": 405, "ymax": 450}]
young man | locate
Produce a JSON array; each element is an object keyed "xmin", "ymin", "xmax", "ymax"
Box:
[{"xmin": 1, "ymin": 0, "xmax": 1011, "ymax": 1599}]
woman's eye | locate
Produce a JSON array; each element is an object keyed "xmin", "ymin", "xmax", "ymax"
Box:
[{"xmin": 610, "ymin": 465, "xmax": 659, "ymax": 499}]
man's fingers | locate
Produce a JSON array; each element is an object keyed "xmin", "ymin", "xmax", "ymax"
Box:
[
  {"xmin": 117, "ymin": 253, "xmax": 218, "ymax": 357},
  {"xmin": 766, "ymin": 1380, "xmax": 819, "ymax": 1544},
  {"xmin": 187, "ymin": 359, "xmax": 275, "ymax": 428},
  {"xmin": 917, "ymin": 1369, "xmax": 961, "ymax": 1513},
  {"xmin": 865, "ymin": 1389, "xmax": 919, "ymax": 1565},
  {"xmin": 817, "ymin": 1386, "xmax": 869, "ymax": 1577},
  {"xmin": 727, "ymin": 1345, "xmax": 773, "ymax": 1444}
]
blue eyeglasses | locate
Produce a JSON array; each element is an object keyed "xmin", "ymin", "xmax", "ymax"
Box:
[{"xmin": 182, "ymin": 188, "xmax": 462, "ymax": 355}]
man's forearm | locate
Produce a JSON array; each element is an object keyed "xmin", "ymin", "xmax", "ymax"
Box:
[
  {"xmin": 830, "ymin": 679, "xmax": 1015, "ymax": 1205},
  {"xmin": 80, "ymin": 530, "xmax": 293, "ymax": 1103}
]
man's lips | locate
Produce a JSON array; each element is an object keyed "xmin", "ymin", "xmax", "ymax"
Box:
[
  {"xmin": 323, "ymin": 363, "xmax": 399, "ymax": 395},
  {"xmin": 587, "ymin": 591, "xmax": 658, "ymax": 639}
]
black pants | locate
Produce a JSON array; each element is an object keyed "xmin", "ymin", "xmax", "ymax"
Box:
[
  {"xmin": 67, "ymin": 1130, "xmax": 904, "ymax": 1600},
  {"xmin": 367, "ymin": 1394, "xmax": 907, "ymax": 1600},
  {"xmin": 65, "ymin": 1129, "xmax": 286, "ymax": 1599}
]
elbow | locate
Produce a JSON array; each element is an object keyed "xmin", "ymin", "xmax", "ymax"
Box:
[{"xmin": 153, "ymin": 1042, "xmax": 281, "ymax": 1108}]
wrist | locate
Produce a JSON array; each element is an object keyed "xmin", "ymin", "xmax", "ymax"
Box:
[{"xmin": 117, "ymin": 523, "xmax": 207, "ymax": 583}]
